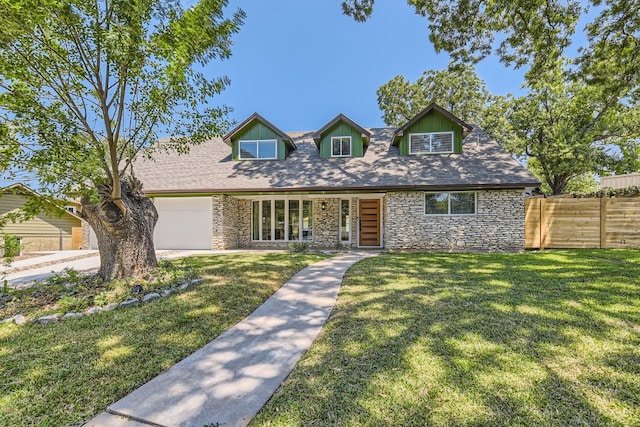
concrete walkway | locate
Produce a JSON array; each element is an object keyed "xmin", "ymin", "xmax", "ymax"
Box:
[{"xmin": 84, "ymin": 251, "xmax": 378, "ymax": 427}]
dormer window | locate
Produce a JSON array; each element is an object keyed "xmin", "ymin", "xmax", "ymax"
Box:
[
  {"xmin": 239, "ymin": 139, "xmax": 277, "ymax": 160},
  {"xmin": 331, "ymin": 136, "xmax": 352, "ymax": 157},
  {"xmin": 409, "ymin": 132, "xmax": 454, "ymax": 154}
]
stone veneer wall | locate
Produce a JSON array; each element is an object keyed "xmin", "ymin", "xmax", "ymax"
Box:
[
  {"xmin": 312, "ymin": 198, "xmax": 340, "ymax": 248},
  {"xmin": 211, "ymin": 195, "xmax": 240, "ymax": 250},
  {"xmin": 236, "ymin": 199, "xmax": 252, "ymax": 247},
  {"xmin": 384, "ymin": 190, "xmax": 525, "ymax": 250},
  {"xmin": 81, "ymin": 220, "xmax": 91, "ymax": 249}
]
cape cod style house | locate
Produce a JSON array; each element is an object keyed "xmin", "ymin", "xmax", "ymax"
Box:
[{"xmin": 121, "ymin": 103, "xmax": 539, "ymax": 251}]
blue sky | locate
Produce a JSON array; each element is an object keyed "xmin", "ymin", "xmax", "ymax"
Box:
[{"xmin": 214, "ymin": 0, "xmax": 526, "ymax": 131}]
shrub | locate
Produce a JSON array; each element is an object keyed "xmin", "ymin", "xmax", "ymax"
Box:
[
  {"xmin": 288, "ymin": 242, "xmax": 309, "ymax": 253},
  {"xmin": 2, "ymin": 233, "xmax": 22, "ymax": 261},
  {"xmin": 57, "ymin": 295, "xmax": 89, "ymax": 313}
]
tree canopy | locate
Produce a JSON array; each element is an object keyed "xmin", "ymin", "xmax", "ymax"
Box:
[
  {"xmin": 342, "ymin": 0, "xmax": 639, "ymax": 95},
  {"xmin": 0, "ymin": 0, "xmax": 243, "ymax": 199}
]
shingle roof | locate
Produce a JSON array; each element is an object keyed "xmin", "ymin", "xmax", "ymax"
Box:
[{"xmin": 134, "ymin": 126, "xmax": 540, "ymax": 194}]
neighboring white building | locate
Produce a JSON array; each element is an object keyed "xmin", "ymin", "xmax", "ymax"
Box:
[{"xmin": 601, "ymin": 173, "xmax": 640, "ymax": 189}]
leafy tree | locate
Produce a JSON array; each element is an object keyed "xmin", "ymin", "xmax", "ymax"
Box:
[
  {"xmin": 559, "ymin": 173, "xmax": 599, "ymax": 195},
  {"xmin": 376, "ymin": 65, "xmax": 492, "ymax": 126},
  {"xmin": 483, "ymin": 64, "xmax": 640, "ymax": 195},
  {"xmin": 0, "ymin": 0, "xmax": 244, "ymax": 279},
  {"xmin": 342, "ymin": 0, "xmax": 639, "ymax": 92}
]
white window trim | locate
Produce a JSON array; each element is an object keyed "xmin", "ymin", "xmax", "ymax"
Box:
[
  {"xmin": 339, "ymin": 199, "xmax": 351, "ymax": 244},
  {"xmin": 331, "ymin": 136, "xmax": 352, "ymax": 157},
  {"xmin": 409, "ymin": 131, "xmax": 454, "ymax": 155},
  {"xmin": 251, "ymin": 196, "xmax": 313, "ymax": 242},
  {"xmin": 424, "ymin": 191, "xmax": 477, "ymax": 216},
  {"xmin": 238, "ymin": 139, "xmax": 278, "ymax": 160}
]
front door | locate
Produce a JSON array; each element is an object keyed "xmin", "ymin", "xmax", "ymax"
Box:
[{"xmin": 359, "ymin": 199, "xmax": 380, "ymax": 247}]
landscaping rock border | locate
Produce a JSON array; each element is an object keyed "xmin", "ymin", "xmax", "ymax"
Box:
[{"xmin": 2, "ymin": 278, "xmax": 203, "ymax": 326}]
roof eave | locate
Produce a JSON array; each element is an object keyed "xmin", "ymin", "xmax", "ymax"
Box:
[{"xmin": 144, "ymin": 181, "xmax": 542, "ymax": 196}]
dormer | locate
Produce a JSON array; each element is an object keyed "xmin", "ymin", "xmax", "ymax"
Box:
[
  {"xmin": 392, "ymin": 103, "xmax": 472, "ymax": 156},
  {"xmin": 223, "ymin": 113, "xmax": 296, "ymax": 160},
  {"xmin": 312, "ymin": 114, "xmax": 370, "ymax": 159}
]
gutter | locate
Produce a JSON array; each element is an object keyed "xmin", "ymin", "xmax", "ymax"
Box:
[{"xmin": 144, "ymin": 181, "xmax": 541, "ymax": 197}]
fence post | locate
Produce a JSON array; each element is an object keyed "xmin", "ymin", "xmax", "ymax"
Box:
[
  {"xmin": 600, "ymin": 197, "xmax": 607, "ymax": 249},
  {"xmin": 539, "ymin": 198, "xmax": 546, "ymax": 250}
]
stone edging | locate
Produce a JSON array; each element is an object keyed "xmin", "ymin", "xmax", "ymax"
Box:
[{"xmin": 2, "ymin": 278, "xmax": 203, "ymax": 326}]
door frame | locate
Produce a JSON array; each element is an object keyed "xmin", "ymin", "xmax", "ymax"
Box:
[{"xmin": 357, "ymin": 196, "xmax": 384, "ymax": 248}]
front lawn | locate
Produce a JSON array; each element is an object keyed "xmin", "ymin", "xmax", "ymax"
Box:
[
  {"xmin": 253, "ymin": 250, "xmax": 640, "ymax": 426},
  {"xmin": 0, "ymin": 253, "xmax": 327, "ymax": 427}
]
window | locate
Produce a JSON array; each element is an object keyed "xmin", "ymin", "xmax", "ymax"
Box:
[
  {"xmin": 409, "ymin": 132, "xmax": 454, "ymax": 154},
  {"xmin": 331, "ymin": 136, "xmax": 352, "ymax": 157},
  {"xmin": 251, "ymin": 198, "xmax": 313, "ymax": 241},
  {"xmin": 275, "ymin": 200, "xmax": 285, "ymax": 240},
  {"xmin": 262, "ymin": 200, "xmax": 272, "ymax": 240},
  {"xmin": 302, "ymin": 200, "xmax": 313, "ymax": 241},
  {"xmin": 339, "ymin": 199, "xmax": 351, "ymax": 242},
  {"xmin": 288, "ymin": 200, "xmax": 299, "ymax": 240},
  {"xmin": 239, "ymin": 139, "xmax": 277, "ymax": 159},
  {"xmin": 425, "ymin": 192, "xmax": 476, "ymax": 215}
]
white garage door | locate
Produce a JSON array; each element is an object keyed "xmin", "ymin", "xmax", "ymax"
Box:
[{"xmin": 154, "ymin": 197, "xmax": 213, "ymax": 250}]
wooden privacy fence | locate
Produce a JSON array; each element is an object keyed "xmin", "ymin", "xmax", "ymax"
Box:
[
  {"xmin": 71, "ymin": 227, "xmax": 83, "ymax": 250},
  {"xmin": 525, "ymin": 196, "xmax": 640, "ymax": 249}
]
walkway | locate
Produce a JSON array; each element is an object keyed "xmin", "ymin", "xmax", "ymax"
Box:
[{"xmin": 84, "ymin": 251, "xmax": 379, "ymax": 427}]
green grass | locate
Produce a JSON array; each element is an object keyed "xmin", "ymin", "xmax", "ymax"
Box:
[
  {"xmin": 252, "ymin": 250, "xmax": 640, "ymax": 426},
  {"xmin": 0, "ymin": 253, "xmax": 327, "ymax": 427}
]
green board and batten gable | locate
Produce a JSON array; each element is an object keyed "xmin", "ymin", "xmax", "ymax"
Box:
[
  {"xmin": 223, "ymin": 112, "xmax": 296, "ymax": 160},
  {"xmin": 312, "ymin": 114, "xmax": 371, "ymax": 158},
  {"xmin": 392, "ymin": 103, "xmax": 472, "ymax": 155}
]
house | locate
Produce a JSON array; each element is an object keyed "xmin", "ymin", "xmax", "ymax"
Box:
[
  {"xmin": 0, "ymin": 183, "xmax": 83, "ymax": 251},
  {"xmin": 128, "ymin": 103, "xmax": 539, "ymax": 251}
]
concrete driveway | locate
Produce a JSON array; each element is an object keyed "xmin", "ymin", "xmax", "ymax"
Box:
[{"xmin": 2, "ymin": 250, "xmax": 249, "ymax": 288}]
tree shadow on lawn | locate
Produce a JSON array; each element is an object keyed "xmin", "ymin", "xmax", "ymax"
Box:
[
  {"xmin": 253, "ymin": 249, "xmax": 640, "ymax": 426},
  {"xmin": 0, "ymin": 253, "xmax": 326, "ymax": 427}
]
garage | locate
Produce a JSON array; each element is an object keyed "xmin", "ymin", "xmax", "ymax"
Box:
[{"xmin": 153, "ymin": 197, "xmax": 213, "ymax": 250}]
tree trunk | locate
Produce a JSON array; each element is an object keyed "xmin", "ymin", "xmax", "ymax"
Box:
[
  {"xmin": 549, "ymin": 175, "xmax": 569, "ymax": 195},
  {"xmin": 81, "ymin": 177, "xmax": 158, "ymax": 280}
]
